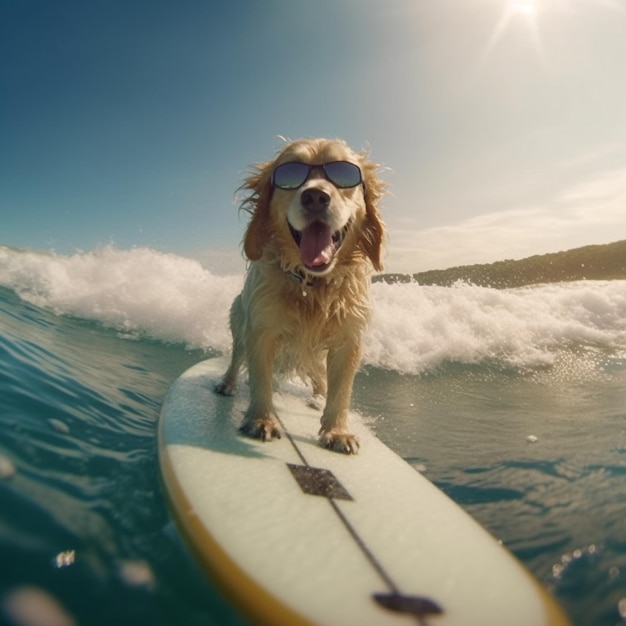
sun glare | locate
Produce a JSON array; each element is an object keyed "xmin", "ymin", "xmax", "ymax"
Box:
[
  {"xmin": 510, "ymin": 0, "xmax": 539, "ymax": 18},
  {"xmin": 482, "ymin": 0, "xmax": 543, "ymax": 62},
  {"xmin": 481, "ymin": 0, "xmax": 626, "ymax": 66}
]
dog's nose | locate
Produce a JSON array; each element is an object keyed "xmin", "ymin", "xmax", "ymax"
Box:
[{"xmin": 301, "ymin": 187, "xmax": 330, "ymax": 213}]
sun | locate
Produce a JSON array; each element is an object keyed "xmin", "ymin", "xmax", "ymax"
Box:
[
  {"xmin": 482, "ymin": 0, "xmax": 543, "ymax": 61},
  {"xmin": 483, "ymin": 0, "xmax": 626, "ymax": 64},
  {"xmin": 509, "ymin": 0, "xmax": 540, "ymax": 18}
]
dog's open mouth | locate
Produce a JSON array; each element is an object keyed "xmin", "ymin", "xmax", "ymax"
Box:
[{"xmin": 288, "ymin": 220, "xmax": 350, "ymax": 273}]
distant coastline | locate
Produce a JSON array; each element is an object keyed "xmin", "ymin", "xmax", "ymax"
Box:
[{"xmin": 375, "ymin": 240, "xmax": 626, "ymax": 288}]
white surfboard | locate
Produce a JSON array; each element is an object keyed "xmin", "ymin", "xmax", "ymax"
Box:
[{"xmin": 159, "ymin": 358, "xmax": 570, "ymax": 626}]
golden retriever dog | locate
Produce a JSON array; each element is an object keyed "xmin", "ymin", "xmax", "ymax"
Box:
[{"xmin": 215, "ymin": 138, "xmax": 385, "ymax": 454}]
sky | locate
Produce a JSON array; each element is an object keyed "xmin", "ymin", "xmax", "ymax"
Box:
[{"xmin": 2, "ymin": 0, "xmax": 626, "ymax": 274}]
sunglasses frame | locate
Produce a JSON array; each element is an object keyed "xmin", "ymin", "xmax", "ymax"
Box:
[{"xmin": 271, "ymin": 160, "xmax": 363, "ymax": 191}]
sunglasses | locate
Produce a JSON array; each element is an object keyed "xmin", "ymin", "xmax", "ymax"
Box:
[{"xmin": 271, "ymin": 161, "xmax": 362, "ymax": 190}]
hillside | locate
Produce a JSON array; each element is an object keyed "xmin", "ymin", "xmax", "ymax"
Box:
[{"xmin": 375, "ymin": 240, "xmax": 626, "ymax": 288}]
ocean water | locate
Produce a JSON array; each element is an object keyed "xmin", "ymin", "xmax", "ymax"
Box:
[{"xmin": 1, "ymin": 244, "xmax": 626, "ymax": 626}]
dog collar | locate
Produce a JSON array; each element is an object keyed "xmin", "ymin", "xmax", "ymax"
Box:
[{"xmin": 287, "ymin": 268, "xmax": 316, "ymax": 288}]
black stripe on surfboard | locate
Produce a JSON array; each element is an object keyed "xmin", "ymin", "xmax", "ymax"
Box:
[
  {"xmin": 275, "ymin": 414, "xmax": 444, "ymax": 623},
  {"xmin": 287, "ymin": 464, "xmax": 353, "ymax": 501}
]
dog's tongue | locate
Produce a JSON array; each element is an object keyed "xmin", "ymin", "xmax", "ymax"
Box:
[{"xmin": 299, "ymin": 222, "xmax": 334, "ymax": 268}]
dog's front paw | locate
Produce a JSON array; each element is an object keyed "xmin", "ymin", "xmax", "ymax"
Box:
[
  {"xmin": 319, "ymin": 429, "xmax": 359, "ymax": 455},
  {"xmin": 239, "ymin": 417, "xmax": 281, "ymax": 442}
]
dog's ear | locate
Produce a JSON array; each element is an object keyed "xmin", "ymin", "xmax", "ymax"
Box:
[
  {"xmin": 240, "ymin": 161, "xmax": 274, "ymax": 261},
  {"xmin": 362, "ymin": 206, "xmax": 385, "ymax": 272},
  {"xmin": 360, "ymin": 160, "xmax": 386, "ymax": 272}
]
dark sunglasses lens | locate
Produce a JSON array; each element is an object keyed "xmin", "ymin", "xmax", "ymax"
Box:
[
  {"xmin": 324, "ymin": 162, "xmax": 362, "ymax": 188},
  {"xmin": 273, "ymin": 162, "xmax": 310, "ymax": 189}
]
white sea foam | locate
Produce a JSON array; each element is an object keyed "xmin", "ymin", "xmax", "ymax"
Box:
[
  {"xmin": 365, "ymin": 279, "xmax": 626, "ymax": 373},
  {"xmin": 1, "ymin": 245, "xmax": 625, "ymax": 373},
  {"xmin": 0, "ymin": 245, "xmax": 241, "ymax": 352}
]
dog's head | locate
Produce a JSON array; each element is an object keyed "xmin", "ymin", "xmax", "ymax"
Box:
[{"xmin": 240, "ymin": 138, "xmax": 385, "ymax": 277}]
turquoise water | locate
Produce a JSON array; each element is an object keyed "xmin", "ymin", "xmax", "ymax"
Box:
[{"xmin": 1, "ymin": 245, "xmax": 626, "ymax": 625}]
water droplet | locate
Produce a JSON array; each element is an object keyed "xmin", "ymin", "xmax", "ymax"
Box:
[
  {"xmin": 0, "ymin": 454, "xmax": 16, "ymax": 479},
  {"xmin": 118, "ymin": 560, "xmax": 155, "ymax": 590},
  {"xmin": 53, "ymin": 550, "xmax": 75, "ymax": 569},
  {"xmin": 552, "ymin": 563, "xmax": 564, "ymax": 578},
  {"xmin": 2, "ymin": 586, "xmax": 76, "ymax": 626}
]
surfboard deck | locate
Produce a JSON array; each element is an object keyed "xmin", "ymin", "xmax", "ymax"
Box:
[{"xmin": 159, "ymin": 357, "xmax": 570, "ymax": 626}]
